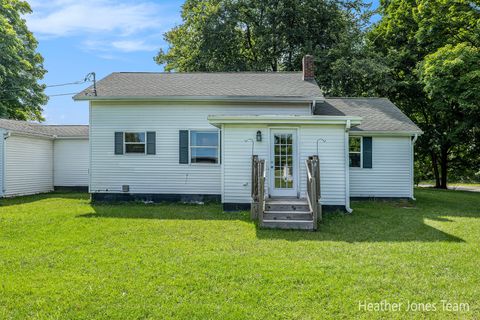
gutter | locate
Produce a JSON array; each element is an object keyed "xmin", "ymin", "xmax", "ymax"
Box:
[
  {"xmin": 410, "ymin": 133, "xmax": 418, "ymax": 200},
  {"xmin": 74, "ymin": 95, "xmax": 324, "ymax": 104},
  {"xmin": 7, "ymin": 131, "xmax": 54, "ymax": 140},
  {"xmin": 2, "ymin": 131, "xmax": 10, "ymax": 195},
  {"xmin": 344, "ymin": 120, "xmax": 353, "ymax": 213},
  {"xmin": 349, "ymin": 130, "xmax": 423, "ymax": 136},
  {"xmin": 208, "ymin": 115, "xmax": 362, "ymax": 127}
]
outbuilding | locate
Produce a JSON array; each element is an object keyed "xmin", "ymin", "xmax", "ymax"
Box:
[{"xmin": 0, "ymin": 119, "xmax": 89, "ymax": 197}]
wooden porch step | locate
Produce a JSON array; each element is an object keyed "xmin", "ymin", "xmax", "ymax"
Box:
[
  {"xmin": 261, "ymin": 219, "xmax": 315, "ymax": 230},
  {"xmin": 265, "ymin": 198, "xmax": 310, "ymax": 212},
  {"xmin": 263, "ymin": 210, "xmax": 312, "ymax": 221}
]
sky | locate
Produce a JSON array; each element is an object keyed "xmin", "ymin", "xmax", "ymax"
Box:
[{"xmin": 25, "ymin": 0, "xmax": 379, "ymax": 125}]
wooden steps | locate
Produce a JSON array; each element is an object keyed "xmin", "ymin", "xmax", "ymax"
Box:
[{"xmin": 260, "ymin": 198, "xmax": 315, "ymax": 230}]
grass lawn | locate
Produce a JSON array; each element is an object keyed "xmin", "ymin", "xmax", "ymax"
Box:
[
  {"xmin": 419, "ymin": 180, "xmax": 480, "ymax": 187},
  {"xmin": 1, "ymin": 189, "xmax": 479, "ymax": 319}
]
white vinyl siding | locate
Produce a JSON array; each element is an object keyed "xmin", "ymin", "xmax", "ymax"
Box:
[
  {"xmin": 0, "ymin": 129, "xmax": 4, "ymax": 196},
  {"xmin": 222, "ymin": 124, "xmax": 347, "ymax": 206},
  {"xmin": 89, "ymin": 101, "xmax": 310, "ymax": 195},
  {"xmin": 298, "ymin": 125, "xmax": 347, "ymax": 205},
  {"xmin": 53, "ymin": 138, "xmax": 89, "ymax": 187},
  {"xmin": 349, "ymin": 136, "xmax": 412, "ymax": 197},
  {"xmin": 223, "ymin": 125, "xmax": 269, "ymax": 203},
  {"xmin": 4, "ymin": 135, "xmax": 53, "ymax": 197}
]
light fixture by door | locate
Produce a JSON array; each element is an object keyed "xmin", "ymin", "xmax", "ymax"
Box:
[{"xmin": 256, "ymin": 130, "xmax": 262, "ymax": 142}]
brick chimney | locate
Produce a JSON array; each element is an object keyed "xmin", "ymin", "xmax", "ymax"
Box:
[{"xmin": 302, "ymin": 55, "xmax": 315, "ymax": 81}]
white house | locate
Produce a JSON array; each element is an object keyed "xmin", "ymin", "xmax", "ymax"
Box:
[
  {"xmin": 72, "ymin": 55, "xmax": 422, "ymax": 229},
  {"xmin": 0, "ymin": 119, "xmax": 88, "ymax": 197}
]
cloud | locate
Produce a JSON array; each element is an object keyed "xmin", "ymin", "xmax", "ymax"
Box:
[
  {"xmin": 25, "ymin": 0, "xmax": 180, "ymax": 54},
  {"xmin": 111, "ymin": 40, "xmax": 159, "ymax": 52},
  {"xmin": 82, "ymin": 39, "xmax": 160, "ymax": 53},
  {"xmin": 26, "ymin": 0, "xmax": 172, "ymax": 37}
]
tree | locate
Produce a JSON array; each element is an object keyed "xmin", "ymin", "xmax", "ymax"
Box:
[
  {"xmin": 419, "ymin": 43, "xmax": 480, "ymax": 186},
  {"xmin": 370, "ymin": 0, "xmax": 480, "ymax": 188},
  {"xmin": 155, "ymin": 0, "xmax": 389, "ymax": 96},
  {"xmin": 0, "ymin": 0, "xmax": 47, "ymax": 121}
]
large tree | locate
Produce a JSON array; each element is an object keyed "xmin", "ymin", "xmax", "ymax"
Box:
[
  {"xmin": 370, "ymin": 0, "xmax": 480, "ymax": 188},
  {"xmin": 0, "ymin": 0, "xmax": 47, "ymax": 121},
  {"xmin": 155, "ymin": 0, "xmax": 389, "ymax": 96}
]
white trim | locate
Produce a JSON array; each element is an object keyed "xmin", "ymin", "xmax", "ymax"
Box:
[
  {"xmin": 220, "ymin": 124, "xmax": 225, "ymax": 203},
  {"xmin": 269, "ymin": 128, "xmax": 298, "ymax": 197},
  {"xmin": 348, "ymin": 136, "xmax": 362, "ymax": 169},
  {"xmin": 7, "ymin": 131, "xmax": 54, "ymax": 140},
  {"xmin": 344, "ymin": 125, "xmax": 353, "ymax": 213},
  {"xmin": 410, "ymin": 134, "xmax": 418, "ymax": 200},
  {"xmin": 2, "ymin": 129, "xmax": 8, "ymax": 196},
  {"xmin": 74, "ymin": 95, "xmax": 324, "ymax": 103},
  {"xmin": 123, "ymin": 131, "xmax": 147, "ymax": 155},
  {"xmin": 188, "ymin": 129, "xmax": 221, "ymax": 166},
  {"xmin": 88, "ymin": 102, "xmax": 92, "ymax": 193},
  {"xmin": 350, "ymin": 131, "xmax": 422, "ymax": 136},
  {"xmin": 208, "ymin": 115, "xmax": 362, "ymax": 127},
  {"xmin": 54, "ymin": 136, "xmax": 89, "ymax": 140}
]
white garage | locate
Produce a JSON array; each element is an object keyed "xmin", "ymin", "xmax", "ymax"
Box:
[{"xmin": 0, "ymin": 119, "xmax": 89, "ymax": 197}]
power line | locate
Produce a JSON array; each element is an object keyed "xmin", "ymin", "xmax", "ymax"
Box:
[
  {"xmin": 48, "ymin": 92, "xmax": 79, "ymax": 97},
  {"xmin": 46, "ymin": 80, "xmax": 87, "ymax": 88},
  {"xmin": 0, "ymin": 92, "xmax": 79, "ymax": 101},
  {"xmin": 0, "ymin": 73, "xmax": 95, "ymax": 93},
  {"xmin": 0, "ymin": 72, "xmax": 97, "ymax": 101}
]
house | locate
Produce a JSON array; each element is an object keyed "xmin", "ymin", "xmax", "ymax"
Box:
[
  {"xmin": 0, "ymin": 119, "xmax": 89, "ymax": 197},
  {"xmin": 72, "ymin": 55, "xmax": 422, "ymax": 229}
]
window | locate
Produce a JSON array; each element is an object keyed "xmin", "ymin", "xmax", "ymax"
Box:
[
  {"xmin": 124, "ymin": 132, "xmax": 146, "ymax": 154},
  {"xmin": 190, "ymin": 130, "xmax": 219, "ymax": 164},
  {"xmin": 349, "ymin": 137, "xmax": 361, "ymax": 167}
]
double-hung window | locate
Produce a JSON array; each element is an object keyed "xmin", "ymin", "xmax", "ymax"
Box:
[
  {"xmin": 124, "ymin": 132, "xmax": 146, "ymax": 154},
  {"xmin": 190, "ymin": 130, "xmax": 219, "ymax": 164},
  {"xmin": 349, "ymin": 137, "xmax": 362, "ymax": 168}
]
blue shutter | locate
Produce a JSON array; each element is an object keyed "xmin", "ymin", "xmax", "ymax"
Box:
[
  {"xmin": 147, "ymin": 131, "xmax": 156, "ymax": 155},
  {"xmin": 179, "ymin": 130, "xmax": 189, "ymax": 164},
  {"xmin": 363, "ymin": 137, "xmax": 372, "ymax": 168},
  {"xmin": 114, "ymin": 132, "xmax": 123, "ymax": 155}
]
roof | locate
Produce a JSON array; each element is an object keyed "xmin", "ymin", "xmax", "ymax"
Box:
[
  {"xmin": 0, "ymin": 119, "xmax": 88, "ymax": 138},
  {"xmin": 73, "ymin": 72, "xmax": 324, "ymax": 101},
  {"xmin": 315, "ymin": 98, "xmax": 422, "ymax": 134}
]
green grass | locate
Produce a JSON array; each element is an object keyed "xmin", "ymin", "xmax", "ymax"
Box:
[
  {"xmin": 419, "ymin": 180, "xmax": 480, "ymax": 187},
  {"xmin": 1, "ymin": 189, "xmax": 479, "ymax": 319}
]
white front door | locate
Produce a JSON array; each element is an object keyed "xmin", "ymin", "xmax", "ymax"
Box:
[{"xmin": 269, "ymin": 129, "xmax": 298, "ymax": 197}]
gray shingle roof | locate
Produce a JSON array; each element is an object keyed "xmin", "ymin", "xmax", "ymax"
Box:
[
  {"xmin": 315, "ymin": 98, "xmax": 422, "ymax": 133},
  {"xmin": 0, "ymin": 119, "xmax": 88, "ymax": 138},
  {"xmin": 73, "ymin": 72, "xmax": 323, "ymax": 100}
]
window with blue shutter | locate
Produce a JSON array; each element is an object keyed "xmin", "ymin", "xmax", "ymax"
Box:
[
  {"xmin": 362, "ymin": 137, "xmax": 372, "ymax": 168},
  {"xmin": 146, "ymin": 131, "xmax": 156, "ymax": 155},
  {"xmin": 179, "ymin": 130, "xmax": 189, "ymax": 164},
  {"xmin": 114, "ymin": 132, "xmax": 124, "ymax": 155}
]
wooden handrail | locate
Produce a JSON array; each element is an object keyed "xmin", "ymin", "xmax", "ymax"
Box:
[
  {"xmin": 251, "ymin": 155, "xmax": 266, "ymax": 221},
  {"xmin": 306, "ymin": 155, "xmax": 322, "ymax": 230}
]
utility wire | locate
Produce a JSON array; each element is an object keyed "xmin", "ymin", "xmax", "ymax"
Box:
[
  {"xmin": 0, "ymin": 72, "xmax": 96, "ymax": 101},
  {"xmin": 0, "ymin": 74, "xmax": 93, "ymax": 93},
  {"xmin": 48, "ymin": 92, "xmax": 79, "ymax": 97},
  {"xmin": 0, "ymin": 92, "xmax": 79, "ymax": 101},
  {"xmin": 45, "ymin": 80, "xmax": 87, "ymax": 88}
]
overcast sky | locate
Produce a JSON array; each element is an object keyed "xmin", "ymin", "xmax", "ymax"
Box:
[{"xmin": 25, "ymin": 0, "xmax": 379, "ymax": 124}]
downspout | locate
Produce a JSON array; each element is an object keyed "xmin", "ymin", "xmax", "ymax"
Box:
[
  {"xmin": 2, "ymin": 131, "xmax": 11, "ymax": 196},
  {"xmin": 410, "ymin": 133, "xmax": 418, "ymax": 200},
  {"xmin": 344, "ymin": 120, "xmax": 353, "ymax": 213},
  {"xmin": 311, "ymin": 99, "xmax": 316, "ymax": 114}
]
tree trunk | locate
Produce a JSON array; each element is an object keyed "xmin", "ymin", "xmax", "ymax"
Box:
[
  {"xmin": 431, "ymin": 152, "xmax": 441, "ymax": 188},
  {"xmin": 439, "ymin": 148, "xmax": 449, "ymax": 189}
]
